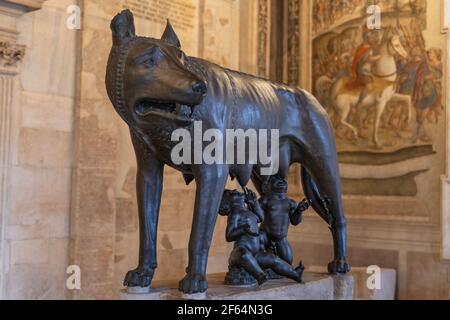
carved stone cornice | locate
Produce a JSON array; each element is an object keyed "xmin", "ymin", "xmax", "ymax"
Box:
[
  {"xmin": 287, "ymin": 0, "xmax": 300, "ymax": 86},
  {"xmin": 0, "ymin": 41, "xmax": 24, "ymax": 67},
  {"xmin": 2, "ymin": 0, "xmax": 45, "ymax": 12},
  {"xmin": 0, "ymin": 0, "xmax": 44, "ymax": 73}
]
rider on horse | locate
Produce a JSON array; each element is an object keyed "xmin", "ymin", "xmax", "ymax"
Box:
[{"xmin": 348, "ymin": 27, "xmax": 383, "ymax": 109}]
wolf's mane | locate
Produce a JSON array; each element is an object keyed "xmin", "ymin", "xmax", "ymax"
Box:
[{"xmin": 106, "ymin": 36, "xmax": 151, "ymax": 127}]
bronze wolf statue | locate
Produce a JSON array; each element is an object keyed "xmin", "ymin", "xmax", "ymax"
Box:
[{"xmin": 106, "ymin": 10, "xmax": 350, "ymax": 294}]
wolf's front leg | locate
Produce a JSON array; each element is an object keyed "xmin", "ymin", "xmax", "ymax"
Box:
[
  {"xmin": 179, "ymin": 165, "xmax": 229, "ymax": 294},
  {"xmin": 124, "ymin": 136, "xmax": 164, "ymax": 288}
]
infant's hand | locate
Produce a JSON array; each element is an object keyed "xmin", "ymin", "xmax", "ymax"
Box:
[
  {"xmin": 297, "ymin": 199, "xmax": 312, "ymax": 212},
  {"xmin": 246, "ymin": 190, "xmax": 257, "ymax": 203}
]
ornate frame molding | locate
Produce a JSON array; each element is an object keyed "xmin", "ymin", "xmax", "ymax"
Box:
[
  {"xmin": 286, "ymin": 0, "xmax": 300, "ymax": 86},
  {"xmin": 257, "ymin": 0, "xmax": 270, "ymax": 78},
  {"xmin": 440, "ymin": 0, "xmax": 450, "ymax": 261}
]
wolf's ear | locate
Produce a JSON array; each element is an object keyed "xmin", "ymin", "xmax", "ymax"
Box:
[
  {"xmin": 161, "ymin": 20, "xmax": 181, "ymax": 48},
  {"xmin": 111, "ymin": 9, "xmax": 136, "ymax": 45}
]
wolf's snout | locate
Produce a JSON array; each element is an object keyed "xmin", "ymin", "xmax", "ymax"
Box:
[{"xmin": 192, "ymin": 81, "xmax": 207, "ymax": 96}]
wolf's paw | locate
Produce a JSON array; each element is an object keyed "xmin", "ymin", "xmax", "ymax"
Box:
[
  {"xmin": 123, "ymin": 266, "xmax": 155, "ymax": 287},
  {"xmin": 179, "ymin": 274, "xmax": 208, "ymax": 294},
  {"xmin": 328, "ymin": 259, "xmax": 351, "ymax": 274}
]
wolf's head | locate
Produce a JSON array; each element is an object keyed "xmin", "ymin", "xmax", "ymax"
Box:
[{"xmin": 106, "ymin": 10, "xmax": 207, "ymax": 126}]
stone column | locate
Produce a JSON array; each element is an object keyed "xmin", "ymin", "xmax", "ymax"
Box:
[
  {"xmin": 0, "ymin": 47, "xmax": 21, "ymax": 300},
  {"xmin": 0, "ymin": 0, "xmax": 46, "ymax": 300},
  {"xmin": 285, "ymin": 0, "xmax": 300, "ymax": 86},
  {"xmin": 298, "ymin": 0, "xmax": 311, "ymax": 91},
  {"xmin": 238, "ymin": 0, "xmax": 258, "ymax": 75},
  {"xmin": 257, "ymin": 0, "xmax": 270, "ymax": 79}
]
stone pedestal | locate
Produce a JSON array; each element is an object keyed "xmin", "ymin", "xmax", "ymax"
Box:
[
  {"xmin": 120, "ymin": 268, "xmax": 396, "ymax": 300},
  {"xmin": 308, "ymin": 266, "xmax": 397, "ymax": 300},
  {"xmin": 351, "ymin": 267, "xmax": 397, "ymax": 300},
  {"xmin": 120, "ymin": 273, "xmax": 349, "ymax": 300}
]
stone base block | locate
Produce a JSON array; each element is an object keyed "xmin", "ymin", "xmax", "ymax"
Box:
[
  {"xmin": 120, "ymin": 267, "xmax": 397, "ymax": 300},
  {"xmin": 352, "ymin": 267, "xmax": 397, "ymax": 300},
  {"xmin": 120, "ymin": 273, "xmax": 350, "ymax": 300},
  {"xmin": 308, "ymin": 266, "xmax": 397, "ymax": 300}
]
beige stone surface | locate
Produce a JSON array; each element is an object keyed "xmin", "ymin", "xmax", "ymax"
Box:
[
  {"xmin": 305, "ymin": 266, "xmax": 396, "ymax": 300},
  {"xmin": 406, "ymin": 252, "xmax": 450, "ymax": 300},
  {"xmin": 18, "ymin": 1, "xmax": 78, "ymax": 98},
  {"xmin": 6, "ymin": 264, "xmax": 56, "ymax": 300},
  {"xmin": 333, "ymin": 274, "xmax": 354, "ymax": 300},
  {"xmin": 120, "ymin": 273, "xmax": 337, "ymax": 300},
  {"xmin": 8, "ymin": 166, "xmax": 72, "ymax": 227},
  {"xmin": 21, "ymin": 91, "xmax": 74, "ymax": 132},
  {"xmin": 18, "ymin": 128, "xmax": 73, "ymax": 167},
  {"xmin": 119, "ymin": 271, "xmax": 398, "ymax": 301},
  {"xmin": 202, "ymin": 0, "xmax": 240, "ymax": 69},
  {"xmin": 10, "ymin": 239, "xmax": 49, "ymax": 265},
  {"xmin": 351, "ymin": 268, "xmax": 397, "ymax": 300},
  {"xmin": 5, "ymin": 224, "xmax": 50, "ymax": 241},
  {"xmin": 0, "ymin": 0, "xmax": 75, "ymax": 300}
]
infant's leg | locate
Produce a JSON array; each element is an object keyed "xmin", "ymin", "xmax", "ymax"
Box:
[
  {"xmin": 257, "ymin": 253, "xmax": 303, "ymax": 283},
  {"xmin": 231, "ymin": 247, "xmax": 267, "ymax": 285},
  {"xmin": 276, "ymin": 238, "xmax": 293, "ymax": 265}
]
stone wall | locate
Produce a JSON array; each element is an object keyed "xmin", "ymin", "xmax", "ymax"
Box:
[{"xmin": 0, "ymin": 0, "xmax": 76, "ymax": 299}]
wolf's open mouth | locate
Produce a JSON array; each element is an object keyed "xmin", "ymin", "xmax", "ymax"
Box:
[{"xmin": 135, "ymin": 99, "xmax": 197, "ymax": 125}]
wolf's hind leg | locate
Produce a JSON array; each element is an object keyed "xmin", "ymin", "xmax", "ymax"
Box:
[{"xmin": 301, "ymin": 165, "xmax": 350, "ymax": 274}]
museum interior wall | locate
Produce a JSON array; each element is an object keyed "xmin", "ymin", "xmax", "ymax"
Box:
[
  {"xmin": 285, "ymin": 0, "xmax": 450, "ymax": 300},
  {"xmin": 0, "ymin": 0, "xmax": 450, "ymax": 300},
  {"xmin": 0, "ymin": 0, "xmax": 74, "ymax": 299}
]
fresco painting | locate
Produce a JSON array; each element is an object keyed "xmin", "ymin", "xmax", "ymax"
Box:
[{"xmin": 312, "ymin": 0, "xmax": 443, "ymax": 160}]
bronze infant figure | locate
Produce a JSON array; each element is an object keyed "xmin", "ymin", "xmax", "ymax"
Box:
[
  {"xmin": 259, "ymin": 176, "xmax": 311, "ymax": 268},
  {"xmin": 105, "ymin": 9, "xmax": 350, "ymax": 294},
  {"xmin": 220, "ymin": 190, "xmax": 304, "ymax": 285}
]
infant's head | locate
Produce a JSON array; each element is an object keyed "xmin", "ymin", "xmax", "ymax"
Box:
[
  {"xmin": 266, "ymin": 176, "xmax": 288, "ymax": 195},
  {"xmin": 229, "ymin": 190, "xmax": 246, "ymax": 207},
  {"xmin": 219, "ymin": 189, "xmax": 246, "ymax": 217}
]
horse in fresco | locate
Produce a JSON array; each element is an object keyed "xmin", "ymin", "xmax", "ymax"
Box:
[{"xmin": 330, "ymin": 29, "xmax": 411, "ymax": 148}]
